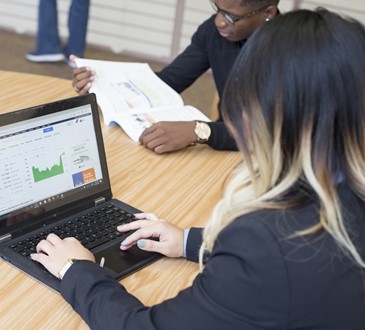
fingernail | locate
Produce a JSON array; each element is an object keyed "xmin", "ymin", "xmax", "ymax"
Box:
[
  {"xmin": 137, "ymin": 240, "xmax": 145, "ymax": 249},
  {"xmin": 120, "ymin": 240, "xmax": 126, "ymax": 246},
  {"xmin": 30, "ymin": 253, "xmax": 35, "ymax": 259}
]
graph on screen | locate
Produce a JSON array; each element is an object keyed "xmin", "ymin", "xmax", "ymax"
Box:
[{"xmin": 32, "ymin": 154, "xmax": 65, "ymax": 182}]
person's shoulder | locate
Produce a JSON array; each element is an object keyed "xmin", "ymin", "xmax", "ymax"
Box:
[
  {"xmin": 214, "ymin": 210, "xmax": 283, "ymax": 256},
  {"xmin": 219, "ymin": 208, "xmax": 285, "ymax": 234},
  {"xmin": 217, "ymin": 187, "xmax": 365, "ymax": 254},
  {"xmin": 217, "ymin": 202, "xmax": 317, "ymax": 246},
  {"xmin": 196, "ymin": 14, "xmax": 216, "ymax": 30},
  {"xmin": 193, "ymin": 15, "xmax": 219, "ymax": 41}
]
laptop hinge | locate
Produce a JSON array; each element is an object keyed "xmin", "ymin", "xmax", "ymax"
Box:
[
  {"xmin": 0, "ymin": 233, "xmax": 12, "ymax": 243},
  {"xmin": 94, "ymin": 197, "xmax": 106, "ymax": 206}
]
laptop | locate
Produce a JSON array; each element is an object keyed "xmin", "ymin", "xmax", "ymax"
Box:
[{"xmin": 0, "ymin": 93, "xmax": 161, "ymax": 292}]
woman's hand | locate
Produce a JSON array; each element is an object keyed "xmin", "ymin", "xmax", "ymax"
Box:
[
  {"xmin": 119, "ymin": 213, "xmax": 184, "ymax": 258},
  {"xmin": 31, "ymin": 233, "xmax": 95, "ymax": 278},
  {"xmin": 70, "ymin": 54, "xmax": 94, "ymax": 95}
]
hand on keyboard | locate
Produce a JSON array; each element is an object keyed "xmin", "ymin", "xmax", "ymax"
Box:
[{"xmin": 119, "ymin": 213, "xmax": 184, "ymax": 258}]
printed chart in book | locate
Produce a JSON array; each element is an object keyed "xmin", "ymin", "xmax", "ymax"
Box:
[{"xmin": 75, "ymin": 58, "xmax": 211, "ymax": 141}]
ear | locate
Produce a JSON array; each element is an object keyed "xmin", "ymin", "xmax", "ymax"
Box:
[{"xmin": 263, "ymin": 5, "xmax": 278, "ymax": 20}]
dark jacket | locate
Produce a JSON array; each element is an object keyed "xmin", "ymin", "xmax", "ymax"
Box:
[
  {"xmin": 61, "ymin": 184, "xmax": 365, "ymax": 329},
  {"xmin": 156, "ymin": 15, "xmax": 244, "ymax": 151}
]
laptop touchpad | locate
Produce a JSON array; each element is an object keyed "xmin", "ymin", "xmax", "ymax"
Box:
[{"xmin": 94, "ymin": 243, "xmax": 156, "ymax": 275}]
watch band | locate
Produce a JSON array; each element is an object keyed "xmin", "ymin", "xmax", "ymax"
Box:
[
  {"xmin": 57, "ymin": 258, "xmax": 105, "ymax": 280},
  {"xmin": 57, "ymin": 258, "xmax": 75, "ymax": 280}
]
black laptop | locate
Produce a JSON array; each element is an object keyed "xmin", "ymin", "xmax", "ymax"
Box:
[{"xmin": 0, "ymin": 93, "xmax": 160, "ymax": 291}]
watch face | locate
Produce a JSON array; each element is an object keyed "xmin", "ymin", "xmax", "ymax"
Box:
[
  {"xmin": 195, "ymin": 122, "xmax": 211, "ymax": 141},
  {"xmin": 199, "ymin": 128, "xmax": 209, "ymax": 139}
]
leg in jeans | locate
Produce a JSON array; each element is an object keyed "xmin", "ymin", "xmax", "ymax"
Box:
[
  {"xmin": 36, "ymin": 0, "xmax": 62, "ymax": 54},
  {"xmin": 64, "ymin": 0, "xmax": 90, "ymax": 58}
]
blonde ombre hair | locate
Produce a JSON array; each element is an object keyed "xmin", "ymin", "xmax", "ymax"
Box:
[{"xmin": 200, "ymin": 8, "xmax": 365, "ymax": 269}]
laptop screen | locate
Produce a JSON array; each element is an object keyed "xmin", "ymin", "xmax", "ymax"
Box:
[{"xmin": 0, "ymin": 94, "xmax": 111, "ymax": 236}]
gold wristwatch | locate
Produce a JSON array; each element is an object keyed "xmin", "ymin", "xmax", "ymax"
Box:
[{"xmin": 194, "ymin": 121, "xmax": 211, "ymax": 144}]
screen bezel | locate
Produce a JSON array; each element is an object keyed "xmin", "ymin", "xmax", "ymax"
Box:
[{"xmin": 0, "ymin": 93, "xmax": 112, "ymax": 237}]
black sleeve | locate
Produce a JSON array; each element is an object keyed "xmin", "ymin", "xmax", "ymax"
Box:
[
  {"xmin": 155, "ymin": 16, "xmax": 239, "ymax": 152},
  {"xmin": 207, "ymin": 121, "xmax": 238, "ymax": 151},
  {"xmin": 186, "ymin": 227, "xmax": 203, "ymax": 262},
  {"xmin": 60, "ymin": 218, "xmax": 290, "ymax": 330},
  {"xmin": 156, "ymin": 19, "xmax": 211, "ymax": 93}
]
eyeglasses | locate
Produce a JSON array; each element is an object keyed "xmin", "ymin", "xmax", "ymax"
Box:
[{"xmin": 209, "ymin": 0, "xmax": 270, "ymax": 26}]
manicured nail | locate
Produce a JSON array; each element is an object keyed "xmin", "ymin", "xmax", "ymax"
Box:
[{"xmin": 137, "ymin": 240, "xmax": 145, "ymax": 249}]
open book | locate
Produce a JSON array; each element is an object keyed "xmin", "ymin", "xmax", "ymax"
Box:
[{"xmin": 75, "ymin": 58, "xmax": 211, "ymax": 141}]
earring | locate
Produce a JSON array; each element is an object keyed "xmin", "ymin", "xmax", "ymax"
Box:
[{"xmin": 265, "ymin": 17, "xmax": 270, "ymax": 22}]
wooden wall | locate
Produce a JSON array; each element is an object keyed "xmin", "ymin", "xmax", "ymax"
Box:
[{"xmin": 0, "ymin": 0, "xmax": 363, "ymax": 64}]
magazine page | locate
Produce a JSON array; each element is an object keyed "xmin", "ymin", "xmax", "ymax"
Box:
[
  {"xmin": 75, "ymin": 58, "xmax": 183, "ymax": 121},
  {"xmin": 75, "ymin": 58, "xmax": 210, "ymax": 141},
  {"xmin": 114, "ymin": 105, "xmax": 211, "ymax": 142}
]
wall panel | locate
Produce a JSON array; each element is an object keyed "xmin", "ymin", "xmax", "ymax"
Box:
[{"xmin": 0, "ymin": 0, "xmax": 363, "ymax": 63}]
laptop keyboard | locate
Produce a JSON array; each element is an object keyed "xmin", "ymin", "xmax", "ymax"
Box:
[{"xmin": 9, "ymin": 204, "xmax": 136, "ymax": 258}]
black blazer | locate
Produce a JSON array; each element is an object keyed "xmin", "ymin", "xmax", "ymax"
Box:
[
  {"xmin": 156, "ymin": 15, "xmax": 242, "ymax": 151},
  {"xmin": 61, "ymin": 185, "xmax": 365, "ymax": 329}
]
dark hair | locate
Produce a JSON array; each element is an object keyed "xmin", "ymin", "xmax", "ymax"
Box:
[
  {"xmin": 203, "ymin": 8, "xmax": 365, "ymax": 267},
  {"xmin": 223, "ymin": 8, "xmax": 365, "ymax": 191},
  {"xmin": 219, "ymin": 7, "xmax": 365, "ymax": 266}
]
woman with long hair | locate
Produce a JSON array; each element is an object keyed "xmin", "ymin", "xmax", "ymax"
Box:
[{"xmin": 32, "ymin": 8, "xmax": 365, "ymax": 329}]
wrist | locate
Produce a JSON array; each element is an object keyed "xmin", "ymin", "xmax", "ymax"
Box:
[
  {"xmin": 183, "ymin": 228, "xmax": 191, "ymax": 258},
  {"xmin": 58, "ymin": 258, "xmax": 77, "ymax": 280},
  {"xmin": 57, "ymin": 258, "xmax": 98, "ymax": 280}
]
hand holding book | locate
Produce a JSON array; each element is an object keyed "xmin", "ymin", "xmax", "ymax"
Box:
[{"xmin": 75, "ymin": 58, "xmax": 211, "ymax": 142}]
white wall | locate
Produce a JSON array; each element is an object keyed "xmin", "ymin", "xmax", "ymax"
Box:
[
  {"xmin": 0, "ymin": 0, "xmax": 364, "ymax": 63},
  {"xmin": 281, "ymin": 0, "xmax": 365, "ymax": 23}
]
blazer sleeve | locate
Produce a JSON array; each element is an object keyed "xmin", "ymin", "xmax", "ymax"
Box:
[
  {"xmin": 60, "ymin": 217, "xmax": 290, "ymax": 330},
  {"xmin": 207, "ymin": 121, "xmax": 238, "ymax": 151},
  {"xmin": 185, "ymin": 227, "xmax": 203, "ymax": 262}
]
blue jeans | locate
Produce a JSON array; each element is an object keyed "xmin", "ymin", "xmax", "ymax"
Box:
[{"xmin": 36, "ymin": 0, "xmax": 90, "ymax": 57}]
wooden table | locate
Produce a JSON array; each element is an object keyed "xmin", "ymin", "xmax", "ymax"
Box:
[{"xmin": 0, "ymin": 70, "xmax": 241, "ymax": 328}]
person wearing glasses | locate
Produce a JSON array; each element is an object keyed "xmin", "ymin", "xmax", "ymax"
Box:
[
  {"xmin": 32, "ymin": 8, "xmax": 365, "ymax": 329},
  {"xmin": 71, "ymin": 0, "xmax": 279, "ymax": 153}
]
